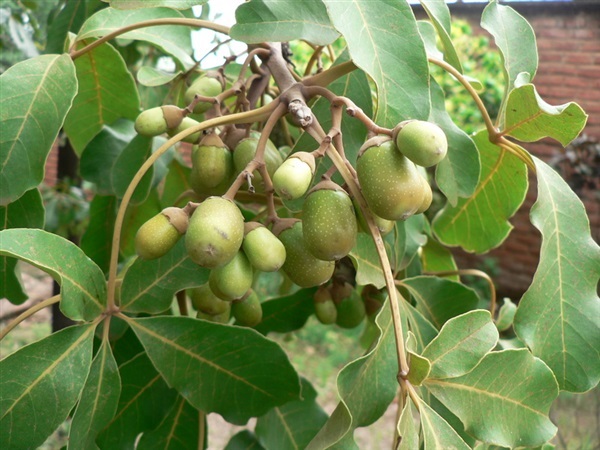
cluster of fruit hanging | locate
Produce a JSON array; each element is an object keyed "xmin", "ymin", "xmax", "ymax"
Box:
[{"xmin": 133, "ymin": 73, "xmax": 448, "ymax": 328}]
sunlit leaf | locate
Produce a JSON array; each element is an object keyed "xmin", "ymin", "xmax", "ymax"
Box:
[
  {"xmin": 231, "ymin": 0, "xmax": 339, "ymax": 46},
  {"xmin": 397, "ymin": 399, "xmax": 418, "ymax": 450},
  {"xmin": 495, "ymin": 298, "xmax": 517, "ymax": 332},
  {"xmin": 400, "ymin": 298, "xmax": 438, "ymax": 352},
  {"xmin": 419, "ymin": 0, "xmax": 462, "ymax": 73},
  {"xmin": 401, "ymin": 276, "xmax": 479, "ymax": 329},
  {"xmin": 425, "ymin": 349, "xmax": 559, "ymax": 447},
  {"xmin": 0, "ymin": 54, "xmax": 77, "ymax": 205},
  {"xmin": 137, "ymin": 66, "xmax": 182, "ymax": 87},
  {"xmin": 407, "ymin": 350, "xmax": 431, "ymax": 386},
  {"xmin": 46, "ymin": 0, "xmax": 104, "ymax": 54},
  {"xmin": 322, "ymin": 0, "xmax": 430, "ymax": 127},
  {"xmin": 0, "ymin": 188, "xmax": 45, "ymax": 303},
  {"xmin": 422, "ymin": 310, "xmax": 498, "ymax": 379},
  {"xmin": 0, "ymin": 228, "xmax": 105, "ymax": 321},
  {"xmin": 419, "ymin": 399, "xmax": 470, "ymax": 450},
  {"xmin": 503, "ymin": 83, "xmax": 587, "ymax": 146},
  {"xmin": 69, "ymin": 340, "xmax": 121, "ymax": 450},
  {"xmin": 64, "ymin": 41, "xmax": 140, "ymax": 154},
  {"xmin": 255, "ymin": 288, "xmax": 317, "ymax": 335},
  {"xmin": 420, "ymin": 238, "xmax": 458, "ymax": 281},
  {"xmin": 433, "ymin": 131, "xmax": 528, "ymax": 253},
  {"xmin": 0, "ymin": 325, "xmax": 95, "ymax": 450},
  {"xmin": 105, "ymin": 0, "xmax": 206, "ymax": 9},
  {"xmin": 136, "ymin": 396, "xmax": 200, "ymax": 449},
  {"xmin": 80, "ymin": 195, "xmax": 117, "ymax": 273},
  {"xmin": 130, "ymin": 316, "xmax": 301, "ymax": 424},
  {"xmin": 120, "ymin": 239, "xmax": 210, "ymax": 313},
  {"xmin": 514, "ymin": 158, "xmax": 600, "ymax": 392},
  {"xmin": 77, "ymin": 7, "xmax": 194, "ymax": 67},
  {"xmin": 430, "ymin": 79, "xmax": 480, "ymax": 205},
  {"xmin": 255, "ymin": 378, "xmax": 328, "ymax": 450}
]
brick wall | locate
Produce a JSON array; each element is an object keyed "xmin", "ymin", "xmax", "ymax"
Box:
[{"xmin": 44, "ymin": 3, "xmax": 599, "ymax": 298}]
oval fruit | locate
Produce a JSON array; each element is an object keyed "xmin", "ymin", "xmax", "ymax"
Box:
[
  {"xmin": 167, "ymin": 117, "xmax": 202, "ymax": 143},
  {"xmin": 274, "ymin": 219, "xmax": 334, "ymax": 288},
  {"xmin": 233, "ymin": 135, "xmax": 283, "ymax": 191},
  {"xmin": 184, "ymin": 76, "xmax": 222, "ymax": 114},
  {"xmin": 357, "ymin": 136, "xmax": 424, "ymax": 221},
  {"xmin": 272, "ymin": 152, "xmax": 315, "ymax": 200},
  {"xmin": 242, "ymin": 222, "xmax": 286, "ymax": 272},
  {"xmin": 314, "ymin": 285, "xmax": 337, "ymax": 324},
  {"xmin": 302, "ymin": 181, "xmax": 357, "ymax": 261},
  {"xmin": 190, "ymin": 284, "xmax": 230, "ymax": 315},
  {"xmin": 335, "ymin": 287, "xmax": 366, "ymax": 329},
  {"xmin": 415, "ymin": 174, "xmax": 433, "ymax": 214},
  {"xmin": 209, "ymin": 250, "xmax": 253, "ymax": 300},
  {"xmin": 134, "ymin": 105, "xmax": 184, "ymax": 137},
  {"xmin": 190, "ymin": 133, "xmax": 233, "ymax": 194},
  {"xmin": 135, "ymin": 207, "xmax": 187, "ymax": 260},
  {"xmin": 185, "ymin": 197, "xmax": 244, "ymax": 268},
  {"xmin": 352, "ymin": 197, "xmax": 394, "ymax": 237},
  {"xmin": 394, "ymin": 120, "xmax": 448, "ymax": 167},
  {"xmin": 232, "ymin": 290, "xmax": 263, "ymax": 327}
]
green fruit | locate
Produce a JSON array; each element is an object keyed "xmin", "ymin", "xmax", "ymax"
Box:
[
  {"xmin": 135, "ymin": 207, "xmax": 188, "ymax": 260},
  {"xmin": 394, "ymin": 120, "xmax": 448, "ymax": 167},
  {"xmin": 302, "ymin": 181, "xmax": 357, "ymax": 261},
  {"xmin": 209, "ymin": 250, "xmax": 253, "ymax": 300},
  {"xmin": 232, "ymin": 290, "xmax": 262, "ymax": 327},
  {"xmin": 189, "ymin": 133, "xmax": 233, "ymax": 195},
  {"xmin": 273, "ymin": 152, "xmax": 315, "ymax": 200},
  {"xmin": 415, "ymin": 174, "xmax": 433, "ymax": 214},
  {"xmin": 314, "ymin": 285, "xmax": 337, "ymax": 324},
  {"xmin": 352, "ymin": 197, "xmax": 395, "ymax": 237},
  {"xmin": 274, "ymin": 219, "xmax": 334, "ymax": 288},
  {"xmin": 335, "ymin": 288, "xmax": 366, "ymax": 329},
  {"xmin": 134, "ymin": 105, "xmax": 184, "ymax": 137},
  {"xmin": 357, "ymin": 136, "xmax": 424, "ymax": 221},
  {"xmin": 233, "ymin": 135, "xmax": 283, "ymax": 191},
  {"xmin": 185, "ymin": 197, "xmax": 244, "ymax": 268},
  {"xmin": 242, "ymin": 222, "xmax": 286, "ymax": 272},
  {"xmin": 190, "ymin": 284, "xmax": 230, "ymax": 315},
  {"xmin": 167, "ymin": 117, "xmax": 202, "ymax": 143},
  {"xmin": 184, "ymin": 76, "xmax": 222, "ymax": 114}
]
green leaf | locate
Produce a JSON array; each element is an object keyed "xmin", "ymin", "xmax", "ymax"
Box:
[
  {"xmin": 254, "ymin": 288, "xmax": 317, "ymax": 335},
  {"xmin": 0, "ymin": 228, "xmax": 105, "ymax": 321},
  {"xmin": 322, "ymin": 0, "xmax": 430, "ymax": 126},
  {"xmin": 419, "ymin": 0, "xmax": 462, "ymax": 73},
  {"xmin": 97, "ymin": 351, "xmax": 178, "ymax": 449},
  {"xmin": 80, "ymin": 195, "xmax": 117, "ymax": 273},
  {"xmin": 64, "ymin": 41, "xmax": 140, "ymax": 154},
  {"xmin": 225, "ymin": 431, "xmax": 266, "ymax": 450},
  {"xmin": 402, "ymin": 276, "xmax": 479, "ymax": 329},
  {"xmin": 420, "ymin": 238, "xmax": 458, "ymax": 281},
  {"xmin": 421, "ymin": 389, "xmax": 477, "ymax": 447},
  {"xmin": 137, "ymin": 66, "xmax": 182, "ymax": 87},
  {"xmin": 503, "ymin": 83, "xmax": 588, "ymax": 147},
  {"xmin": 417, "ymin": 21, "xmax": 443, "ymax": 60},
  {"xmin": 231, "ymin": 0, "xmax": 339, "ymax": 46},
  {"xmin": 106, "ymin": 0, "xmax": 206, "ymax": 9},
  {"xmin": 0, "ymin": 324, "xmax": 95, "ymax": 450},
  {"xmin": 400, "ymin": 298, "xmax": 438, "ymax": 352},
  {"xmin": 0, "ymin": 54, "xmax": 77, "ymax": 205},
  {"xmin": 397, "ymin": 399, "xmax": 418, "ymax": 450},
  {"xmin": 68, "ymin": 340, "xmax": 121, "ymax": 450},
  {"xmin": 419, "ymin": 399, "xmax": 471, "ymax": 450},
  {"xmin": 495, "ymin": 298, "xmax": 517, "ymax": 332},
  {"xmin": 433, "ymin": 131, "xmax": 528, "ymax": 253},
  {"xmin": 422, "ymin": 310, "xmax": 499, "ymax": 379},
  {"xmin": 307, "ymin": 305, "xmax": 402, "ymax": 449},
  {"xmin": 424, "ymin": 349, "xmax": 559, "ymax": 448},
  {"xmin": 111, "ymin": 133, "xmax": 156, "ymax": 204},
  {"xmin": 255, "ymin": 378, "xmax": 328, "ymax": 450},
  {"xmin": 0, "ymin": 188, "xmax": 45, "ymax": 303},
  {"xmin": 430, "ymin": 78, "xmax": 480, "ymax": 205},
  {"xmin": 160, "ymin": 157, "xmax": 192, "ymax": 208},
  {"xmin": 349, "ymin": 233, "xmax": 386, "ymax": 289},
  {"xmin": 407, "ymin": 351, "xmax": 431, "ymax": 386},
  {"xmin": 77, "ymin": 7, "xmax": 194, "ymax": 67},
  {"xmin": 514, "ymin": 158, "xmax": 600, "ymax": 392},
  {"xmin": 46, "ymin": 0, "xmax": 104, "ymax": 54},
  {"xmin": 120, "ymin": 239, "xmax": 210, "ymax": 313},
  {"xmin": 136, "ymin": 396, "xmax": 200, "ymax": 450},
  {"xmin": 481, "ymin": 1, "xmax": 537, "ymax": 94},
  {"xmin": 130, "ymin": 316, "xmax": 301, "ymax": 424},
  {"xmin": 394, "ymin": 214, "xmax": 427, "ymax": 272}
]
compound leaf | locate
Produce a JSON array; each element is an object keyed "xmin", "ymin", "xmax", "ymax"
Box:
[
  {"xmin": 0, "ymin": 324, "xmax": 95, "ymax": 450},
  {"xmin": 130, "ymin": 316, "xmax": 301, "ymax": 424},
  {"xmin": 322, "ymin": 0, "xmax": 430, "ymax": 127},
  {"xmin": 433, "ymin": 131, "xmax": 528, "ymax": 253},
  {"xmin": 231, "ymin": 0, "xmax": 339, "ymax": 46},
  {"xmin": 424, "ymin": 349, "xmax": 559, "ymax": 448},
  {"xmin": 0, "ymin": 228, "xmax": 105, "ymax": 321},
  {"xmin": 0, "ymin": 54, "xmax": 77, "ymax": 205},
  {"xmin": 514, "ymin": 158, "xmax": 600, "ymax": 392}
]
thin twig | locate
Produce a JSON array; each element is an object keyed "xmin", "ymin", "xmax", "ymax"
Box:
[{"xmin": 0, "ymin": 295, "xmax": 61, "ymax": 341}]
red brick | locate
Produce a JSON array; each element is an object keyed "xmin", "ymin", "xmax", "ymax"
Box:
[{"xmin": 562, "ymin": 53, "xmax": 596, "ymax": 65}]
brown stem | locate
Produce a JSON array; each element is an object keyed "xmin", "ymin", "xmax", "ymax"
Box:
[
  {"xmin": 0, "ymin": 295, "xmax": 61, "ymax": 341},
  {"xmin": 303, "ymin": 61, "xmax": 358, "ymax": 87},
  {"xmin": 176, "ymin": 290, "xmax": 188, "ymax": 316},
  {"xmin": 304, "ymin": 45, "xmax": 326, "ymax": 76},
  {"xmin": 71, "ymin": 18, "xmax": 230, "ymax": 60}
]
